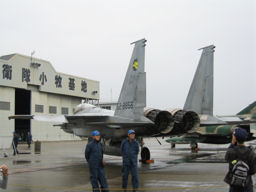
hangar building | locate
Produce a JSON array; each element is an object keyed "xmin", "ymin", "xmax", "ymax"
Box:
[{"xmin": 0, "ymin": 53, "xmax": 99, "ymax": 149}]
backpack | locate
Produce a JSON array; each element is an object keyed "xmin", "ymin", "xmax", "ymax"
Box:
[{"xmin": 230, "ymin": 148, "xmax": 251, "ymax": 188}]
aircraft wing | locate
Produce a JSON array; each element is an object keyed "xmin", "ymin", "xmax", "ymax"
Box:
[
  {"xmin": 8, "ymin": 114, "xmax": 153, "ymax": 129},
  {"xmin": 166, "ymin": 135, "xmax": 206, "ymax": 144},
  {"xmin": 9, "ymin": 115, "xmax": 68, "ymax": 123},
  {"xmin": 201, "ymin": 119, "xmax": 256, "ymax": 127},
  {"xmin": 217, "ymin": 115, "xmax": 256, "ymax": 121},
  {"xmin": 8, "ymin": 114, "xmax": 111, "ymax": 124},
  {"xmin": 199, "ymin": 115, "xmax": 256, "ymax": 127},
  {"xmin": 65, "ymin": 115, "xmax": 154, "ymax": 129}
]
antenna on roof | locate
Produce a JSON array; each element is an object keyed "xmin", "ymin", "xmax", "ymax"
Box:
[
  {"xmin": 30, "ymin": 50, "xmax": 41, "ymax": 68},
  {"xmin": 31, "ymin": 51, "xmax": 35, "ymax": 63}
]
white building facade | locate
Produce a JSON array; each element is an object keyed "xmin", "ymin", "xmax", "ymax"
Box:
[{"xmin": 0, "ymin": 54, "xmax": 99, "ymax": 149}]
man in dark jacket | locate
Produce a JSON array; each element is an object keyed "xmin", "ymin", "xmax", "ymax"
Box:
[
  {"xmin": 85, "ymin": 130, "xmax": 109, "ymax": 192},
  {"xmin": 121, "ymin": 129, "xmax": 140, "ymax": 192},
  {"xmin": 12, "ymin": 132, "xmax": 19, "ymax": 155},
  {"xmin": 224, "ymin": 127, "xmax": 256, "ymax": 192},
  {"xmin": 27, "ymin": 132, "xmax": 32, "ymax": 148}
]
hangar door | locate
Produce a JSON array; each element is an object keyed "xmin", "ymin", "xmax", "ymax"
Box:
[{"xmin": 15, "ymin": 88, "xmax": 31, "ymax": 142}]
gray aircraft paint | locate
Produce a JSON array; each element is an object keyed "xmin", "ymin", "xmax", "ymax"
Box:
[
  {"xmin": 182, "ymin": 45, "xmax": 250, "ymax": 126},
  {"xmin": 114, "ymin": 39, "xmax": 147, "ymax": 121},
  {"xmin": 184, "ymin": 45, "xmax": 215, "ymax": 116}
]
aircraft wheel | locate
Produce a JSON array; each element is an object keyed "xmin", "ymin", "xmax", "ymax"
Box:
[
  {"xmin": 141, "ymin": 147, "xmax": 150, "ymax": 163},
  {"xmin": 171, "ymin": 143, "xmax": 176, "ymax": 149}
]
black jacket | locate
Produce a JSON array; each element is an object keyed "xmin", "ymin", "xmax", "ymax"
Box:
[
  {"xmin": 85, "ymin": 139, "xmax": 104, "ymax": 168},
  {"xmin": 13, "ymin": 134, "xmax": 19, "ymax": 146},
  {"xmin": 121, "ymin": 138, "xmax": 139, "ymax": 166},
  {"xmin": 224, "ymin": 144, "xmax": 256, "ymax": 188}
]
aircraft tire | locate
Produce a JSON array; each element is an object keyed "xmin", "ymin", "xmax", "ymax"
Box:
[{"xmin": 141, "ymin": 147, "xmax": 150, "ymax": 163}]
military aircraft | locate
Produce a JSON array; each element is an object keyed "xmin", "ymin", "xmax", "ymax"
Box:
[
  {"xmin": 9, "ymin": 39, "xmax": 256, "ymax": 161},
  {"xmin": 166, "ymin": 102, "xmax": 256, "ymax": 150},
  {"xmin": 165, "ymin": 45, "xmax": 256, "ymax": 151}
]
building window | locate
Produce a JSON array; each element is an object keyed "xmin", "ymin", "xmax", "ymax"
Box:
[
  {"xmin": 35, "ymin": 104, "xmax": 44, "ymax": 113},
  {"xmin": 49, "ymin": 106, "xmax": 57, "ymax": 114},
  {"xmin": 61, "ymin": 107, "xmax": 69, "ymax": 115},
  {"xmin": 0, "ymin": 101, "xmax": 10, "ymax": 111},
  {"xmin": 101, "ymin": 106, "xmax": 111, "ymax": 110}
]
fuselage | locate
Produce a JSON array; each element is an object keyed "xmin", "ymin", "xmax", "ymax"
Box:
[{"xmin": 61, "ymin": 103, "xmax": 156, "ymax": 139}]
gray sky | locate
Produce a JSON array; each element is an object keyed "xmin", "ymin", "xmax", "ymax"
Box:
[{"xmin": 0, "ymin": 0, "xmax": 255, "ymax": 115}]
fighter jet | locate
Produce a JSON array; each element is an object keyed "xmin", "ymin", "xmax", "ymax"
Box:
[
  {"xmin": 9, "ymin": 40, "xmax": 256, "ymax": 161},
  {"xmin": 166, "ymin": 102, "xmax": 256, "ymax": 150},
  {"xmin": 165, "ymin": 45, "xmax": 256, "ymax": 151}
]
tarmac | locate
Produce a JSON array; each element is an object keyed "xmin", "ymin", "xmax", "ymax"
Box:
[{"xmin": 0, "ymin": 138, "xmax": 256, "ymax": 192}]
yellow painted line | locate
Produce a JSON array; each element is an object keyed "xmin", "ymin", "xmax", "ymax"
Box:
[{"xmin": 9, "ymin": 183, "xmax": 227, "ymax": 191}]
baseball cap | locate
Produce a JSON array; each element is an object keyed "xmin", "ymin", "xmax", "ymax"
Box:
[
  {"xmin": 92, "ymin": 130, "xmax": 100, "ymax": 136},
  {"xmin": 128, "ymin": 129, "xmax": 135, "ymax": 135},
  {"xmin": 234, "ymin": 127, "xmax": 248, "ymax": 143}
]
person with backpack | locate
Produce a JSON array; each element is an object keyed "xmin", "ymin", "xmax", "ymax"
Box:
[{"xmin": 224, "ymin": 127, "xmax": 256, "ymax": 192}]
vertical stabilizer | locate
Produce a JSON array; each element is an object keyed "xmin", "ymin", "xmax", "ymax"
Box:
[
  {"xmin": 183, "ymin": 45, "xmax": 215, "ymax": 115},
  {"xmin": 237, "ymin": 101, "xmax": 256, "ymax": 116},
  {"xmin": 114, "ymin": 39, "xmax": 147, "ymax": 120}
]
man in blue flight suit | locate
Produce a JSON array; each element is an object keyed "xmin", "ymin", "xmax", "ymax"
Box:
[
  {"xmin": 85, "ymin": 130, "xmax": 109, "ymax": 192},
  {"xmin": 121, "ymin": 129, "xmax": 140, "ymax": 192}
]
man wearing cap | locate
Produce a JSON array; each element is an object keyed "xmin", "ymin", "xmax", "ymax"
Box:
[
  {"xmin": 85, "ymin": 130, "xmax": 109, "ymax": 192},
  {"xmin": 224, "ymin": 127, "xmax": 256, "ymax": 192},
  {"xmin": 121, "ymin": 129, "xmax": 140, "ymax": 192}
]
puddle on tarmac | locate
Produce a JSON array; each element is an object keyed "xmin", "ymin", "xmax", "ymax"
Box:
[
  {"xmin": 167, "ymin": 153, "xmax": 214, "ymax": 164},
  {"xmin": 12, "ymin": 160, "xmax": 32, "ymax": 165}
]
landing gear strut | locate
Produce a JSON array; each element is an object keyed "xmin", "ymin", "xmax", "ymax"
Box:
[{"xmin": 190, "ymin": 142, "xmax": 199, "ymax": 153}]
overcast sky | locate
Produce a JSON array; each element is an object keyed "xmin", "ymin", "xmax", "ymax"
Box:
[{"xmin": 0, "ymin": 0, "xmax": 255, "ymax": 115}]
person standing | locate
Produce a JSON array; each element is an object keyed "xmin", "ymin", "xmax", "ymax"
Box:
[
  {"xmin": 85, "ymin": 130, "xmax": 109, "ymax": 192},
  {"xmin": 121, "ymin": 129, "xmax": 139, "ymax": 192},
  {"xmin": 224, "ymin": 127, "xmax": 256, "ymax": 192},
  {"xmin": 12, "ymin": 131, "xmax": 19, "ymax": 155},
  {"xmin": 27, "ymin": 132, "xmax": 32, "ymax": 148},
  {"xmin": 0, "ymin": 164, "xmax": 8, "ymax": 189}
]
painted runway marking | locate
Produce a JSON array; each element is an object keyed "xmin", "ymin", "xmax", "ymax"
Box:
[{"xmin": 8, "ymin": 183, "xmax": 228, "ymax": 191}]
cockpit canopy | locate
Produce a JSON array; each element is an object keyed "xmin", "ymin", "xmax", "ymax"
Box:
[{"xmin": 74, "ymin": 103, "xmax": 96, "ymax": 114}]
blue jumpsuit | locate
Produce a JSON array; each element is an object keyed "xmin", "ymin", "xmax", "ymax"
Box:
[
  {"xmin": 121, "ymin": 138, "xmax": 139, "ymax": 191},
  {"xmin": 85, "ymin": 139, "xmax": 109, "ymax": 192}
]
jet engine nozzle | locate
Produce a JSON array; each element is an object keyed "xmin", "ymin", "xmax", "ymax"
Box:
[
  {"xmin": 144, "ymin": 109, "xmax": 174, "ymax": 134},
  {"xmin": 169, "ymin": 110, "xmax": 200, "ymax": 134}
]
